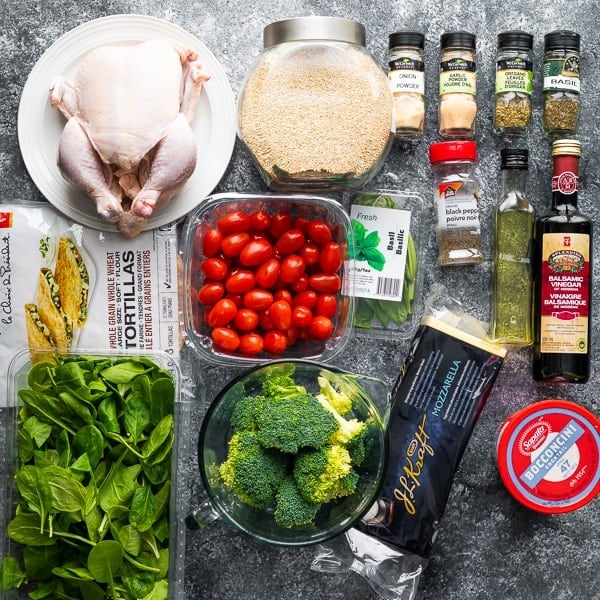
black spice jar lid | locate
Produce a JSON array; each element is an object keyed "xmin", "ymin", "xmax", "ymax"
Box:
[
  {"xmin": 544, "ymin": 30, "xmax": 580, "ymax": 52},
  {"xmin": 441, "ymin": 31, "xmax": 476, "ymax": 50},
  {"xmin": 389, "ymin": 31, "xmax": 425, "ymax": 49},
  {"xmin": 501, "ymin": 148, "xmax": 529, "ymax": 170},
  {"xmin": 498, "ymin": 30, "xmax": 533, "ymax": 50}
]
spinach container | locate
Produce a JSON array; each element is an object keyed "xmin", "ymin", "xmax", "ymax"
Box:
[
  {"xmin": 0, "ymin": 349, "xmax": 190, "ymax": 600},
  {"xmin": 343, "ymin": 190, "xmax": 426, "ymax": 340}
]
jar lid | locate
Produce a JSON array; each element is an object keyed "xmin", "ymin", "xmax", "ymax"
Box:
[
  {"xmin": 263, "ymin": 16, "xmax": 366, "ymax": 48},
  {"xmin": 428, "ymin": 141, "xmax": 477, "ymax": 164},
  {"xmin": 389, "ymin": 31, "xmax": 425, "ymax": 49},
  {"xmin": 496, "ymin": 399, "xmax": 600, "ymax": 514},
  {"xmin": 544, "ymin": 30, "xmax": 580, "ymax": 52},
  {"xmin": 440, "ymin": 31, "xmax": 476, "ymax": 50},
  {"xmin": 497, "ymin": 30, "xmax": 533, "ymax": 50},
  {"xmin": 501, "ymin": 148, "xmax": 529, "ymax": 169},
  {"xmin": 552, "ymin": 139, "xmax": 582, "ymax": 157}
]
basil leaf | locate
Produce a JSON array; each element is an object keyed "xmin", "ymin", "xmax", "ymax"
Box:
[
  {"xmin": 15, "ymin": 466, "xmax": 53, "ymax": 529},
  {"xmin": 129, "ymin": 486, "xmax": 158, "ymax": 532},
  {"xmin": 45, "ymin": 465, "xmax": 87, "ymax": 512}
]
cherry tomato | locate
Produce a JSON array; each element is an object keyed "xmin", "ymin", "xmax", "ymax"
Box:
[
  {"xmin": 263, "ymin": 330, "xmax": 288, "ymax": 354},
  {"xmin": 292, "ymin": 305, "xmax": 313, "ymax": 328},
  {"xmin": 275, "ymin": 228, "xmax": 305, "ymax": 255},
  {"xmin": 221, "ymin": 232, "xmax": 251, "ymax": 257},
  {"xmin": 269, "ymin": 299, "xmax": 292, "ymax": 331},
  {"xmin": 318, "ymin": 241, "xmax": 342, "ymax": 273},
  {"xmin": 239, "ymin": 332, "xmax": 264, "ymax": 355},
  {"xmin": 250, "ymin": 209, "xmax": 271, "ymax": 232},
  {"xmin": 293, "ymin": 216, "xmax": 310, "ymax": 233},
  {"xmin": 233, "ymin": 308, "xmax": 259, "ymax": 331},
  {"xmin": 202, "ymin": 228, "xmax": 223, "ymax": 257},
  {"xmin": 224, "ymin": 293, "xmax": 243, "ymax": 308},
  {"xmin": 243, "ymin": 288, "xmax": 274, "ymax": 311},
  {"xmin": 315, "ymin": 294, "xmax": 337, "ymax": 318},
  {"xmin": 201, "ymin": 257, "xmax": 229, "ymax": 281},
  {"xmin": 239, "ymin": 238, "xmax": 274, "ymax": 267},
  {"xmin": 269, "ymin": 210, "xmax": 293, "ymax": 238},
  {"xmin": 259, "ymin": 309, "xmax": 275, "ymax": 331},
  {"xmin": 255, "ymin": 257, "xmax": 280, "ymax": 288},
  {"xmin": 299, "ymin": 242, "xmax": 320, "ymax": 267},
  {"xmin": 286, "ymin": 324, "xmax": 300, "ymax": 345},
  {"xmin": 309, "ymin": 273, "xmax": 341, "ymax": 293},
  {"xmin": 292, "ymin": 290, "xmax": 318, "ymax": 310},
  {"xmin": 273, "ymin": 289, "xmax": 292, "ymax": 304},
  {"xmin": 225, "ymin": 269, "xmax": 256, "ymax": 294},
  {"xmin": 207, "ymin": 298, "xmax": 238, "ymax": 328},
  {"xmin": 280, "ymin": 254, "xmax": 305, "ymax": 283},
  {"xmin": 217, "ymin": 211, "xmax": 251, "ymax": 234},
  {"xmin": 211, "ymin": 327, "xmax": 240, "ymax": 352},
  {"xmin": 307, "ymin": 315, "xmax": 334, "ymax": 340},
  {"xmin": 197, "ymin": 282, "xmax": 225, "ymax": 305},
  {"xmin": 307, "ymin": 220, "xmax": 333, "ymax": 245},
  {"xmin": 290, "ymin": 274, "xmax": 309, "ymax": 293}
]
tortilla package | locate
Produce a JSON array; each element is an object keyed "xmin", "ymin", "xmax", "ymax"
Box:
[
  {"xmin": 0, "ymin": 202, "xmax": 180, "ymax": 406},
  {"xmin": 312, "ymin": 295, "xmax": 507, "ymax": 600}
]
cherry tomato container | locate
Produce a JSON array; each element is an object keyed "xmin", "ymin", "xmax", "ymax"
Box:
[
  {"xmin": 496, "ymin": 399, "xmax": 600, "ymax": 513},
  {"xmin": 181, "ymin": 192, "xmax": 355, "ymax": 365}
]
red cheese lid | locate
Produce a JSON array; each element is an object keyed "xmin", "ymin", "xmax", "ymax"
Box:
[{"xmin": 496, "ymin": 399, "xmax": 600, "ymax": 514}]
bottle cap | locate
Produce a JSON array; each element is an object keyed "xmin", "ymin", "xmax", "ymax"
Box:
[
  {"xmin": 501, "ymin": 148, "xmax": 529, "ymax": 169},
  {"xmin": 544, "ymin": 30, "xmax": 580, "ymax": 52},
  {"xmin": 552, "ymin": 139, "xmax": 582, "ymax": 157},
  {"xmin": 389, "ymin": 31, "xmax": 425, "ymax": 49},
  {"xmin": 428, "ymin": 140, "xmax": 477, "ymax": 164},
  {"xmin": 440, "ymin": 31, "xmax": 476, "ymax": 50},
  {"xmin": 263, "ymin": 16, "xmax": 366, "ymax": 48},
  {"xmin": 497, "ymin": 30, "xmax": 533, "ymax": 50}
]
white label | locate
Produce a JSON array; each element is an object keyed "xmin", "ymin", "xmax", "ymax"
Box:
[
  {"xmin": 388, "ymin": 70, "xmax": 425, "ymax": 95},
  {"xmin": 349, "ymin": 204, "xmax": 411, "ymax": 300},
  {"xmin": 543, "ymin": 74, "xmax": 581, "ymax": 93},
  {"xmin": 435, "ymin": 182, "xmax": 480, "ymax": 231}
]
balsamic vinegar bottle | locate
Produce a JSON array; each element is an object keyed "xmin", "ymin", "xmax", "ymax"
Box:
[{"xmin": 532, "ymin": 139, "xmax": 592, "ymax": 383}]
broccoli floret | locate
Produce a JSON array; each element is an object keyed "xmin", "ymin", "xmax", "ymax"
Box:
[
  {"xmin": 230, "ymin": 394, "xmax": 264, "ymax": 432},
  {"xmin": 255, "ymin": 394, "xmax": 338, "ymax": 453},
  {"xmin": 316, "ymin": 370, "xmax": 353, "ymax": 416},
  {"xmin": 219, "ymin": 431, "xmax": 288, "ymax": 509},
  {"xmin": 259, "ymin": 363, "xmax": 307, "ymax": 400},
  {"xmin": 274, "ymin": 476, "xmax": 320, "ymax": 528},
  {"xmin": 293, "ymin": 444, "xmax": 359, "ymax": 504},
  {"xmin": 316, "ymin": 395, "xmax": 367, "ymax": 446}
]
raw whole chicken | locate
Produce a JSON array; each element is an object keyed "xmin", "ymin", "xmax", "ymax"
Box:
[{"xmin": 49, "ymin": 39, "xmax": 210, "ymax": 237}]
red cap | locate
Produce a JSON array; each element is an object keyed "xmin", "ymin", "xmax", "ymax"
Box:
[{"xmin": 428, "ymin": 140, "xmax": 477, "ymax": 164}]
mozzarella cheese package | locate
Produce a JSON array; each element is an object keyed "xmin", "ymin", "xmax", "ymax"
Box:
[{"xmin": 0, "ymin": 202, "xmax": 180, "ymax": 406}]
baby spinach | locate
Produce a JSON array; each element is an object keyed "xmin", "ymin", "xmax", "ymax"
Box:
[{"xmin": 0, "ymin": 354, "xmax": 177, "ymax": 599}]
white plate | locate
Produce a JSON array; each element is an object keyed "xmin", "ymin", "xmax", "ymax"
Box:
[{"xmin": 18, "ymin": 14, "xmax": 237, "ymax": 233}]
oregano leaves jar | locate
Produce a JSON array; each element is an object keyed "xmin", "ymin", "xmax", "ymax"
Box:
[
  {"xmin": 542, "ymin": 30, "xmax": 581, "ymax": 136},
  {"xmin": 493, "ymin": 31, "xmax": 534, "ymax": 137}
]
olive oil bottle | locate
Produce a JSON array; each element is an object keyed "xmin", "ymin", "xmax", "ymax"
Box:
[
  {"xmin": 532, "ymin": 139, "xmax": 592, "ymax": 382},
  {"xmin": 491, "ymin": 148, "xmax": 534, "ymax": 345}
]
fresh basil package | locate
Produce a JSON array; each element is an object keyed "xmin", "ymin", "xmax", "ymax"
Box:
[
  {"xmin": 0, "ymin": 349, "xmax": 192, "ymax": 600},
  {"xmin": 343, "ymin": 190, "xmax": 427, "ymax": 341}
]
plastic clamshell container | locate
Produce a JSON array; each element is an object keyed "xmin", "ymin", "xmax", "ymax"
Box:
[
  {"xmin": 342, "ymin": 189, "xmax": 427, "ymax": 340},
  {"xmin": 181, "ymin": 192, "xmax": 355, "ymax": 366},
  {"xmin": 0, "ymin": 348, "xmax": 192, "ymax": 600},
  {"xmin": 496, "ymin": 398, "xmax": 600, "ymax": 513}
]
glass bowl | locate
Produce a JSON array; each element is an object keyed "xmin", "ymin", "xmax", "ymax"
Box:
[
  {"xmin": 193, "ymin": 360, "xmax": 389, "ymax": 547},
  {"xmin": 181, "ymin": 192, "xmax": 355, "ymax": 366}
]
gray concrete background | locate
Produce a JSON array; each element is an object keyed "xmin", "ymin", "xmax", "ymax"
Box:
[{"xmin": 1, "ymin": 1, "xmax": 599, "ymax": 599}]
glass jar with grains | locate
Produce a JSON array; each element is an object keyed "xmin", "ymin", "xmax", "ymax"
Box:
[
  {"xmin": 543, "ymin": 30, "xmax": 581, "ymax": 136},
  {"xmin": 493, "ymin": 31, "xmax": 534, "ymax": 137},
  {"xmin": 428, "ymin": 141, "xmax": 484, "ymax": 266},
  {"xmin": 438, "ymin": 31, "xmax": 477, "ymax": 139},
  {"xmin": 387, "ymin": 31, "xmax": 425, "ymax": 137},
  {"xmin": 237, "ymin": 16, "xmax": 394, "ymax": 191}
]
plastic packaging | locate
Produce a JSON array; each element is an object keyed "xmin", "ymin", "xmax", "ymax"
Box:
[
  {"xmin": 312, "ymin": 287, "xmax": 507, "ymax": 599},
  {"xmin": 344, "ymin": 189, "xmax": 426, "ymax": 340}
]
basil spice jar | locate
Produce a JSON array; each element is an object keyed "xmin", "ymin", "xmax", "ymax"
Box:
[{"xmin": 493, "ymin": 31, "xmax": 534, "ymax": 137}]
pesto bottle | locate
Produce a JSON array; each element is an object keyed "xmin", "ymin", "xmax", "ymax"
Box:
[
  {"xmin": 491, "ymin": 148, "xmax": 534, "ymax": 345},
  {"xmin": 533, "ymin": 139, "xmax": 592, "ymax": 383}
]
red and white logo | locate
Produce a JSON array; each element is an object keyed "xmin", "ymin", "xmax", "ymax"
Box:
[{"xmin": 518, "ymin": 420, "xmax": 552, "ymax": 456}]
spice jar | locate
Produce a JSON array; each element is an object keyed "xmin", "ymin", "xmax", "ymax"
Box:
[
  {"xmin": 237, "ymin": 16, "xmax": 394, "ymax": 192},
  {"xmin": 388, "ymin": 31, "xmax": 425, "ymax": 137},
  {"xmin": 428, "ymin": 141, "xmax": 483, "ymax": 266},
  {"xmin": 438, "ymin": 31, "xmax": 477, "ymax": 139},
  {"xmin": 493, "ymin": 31, "xmax": 534, "ymax": 137},
  {"xmin": 542, "ymin": 30, "xmax": 581, "ymax": 136}
]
